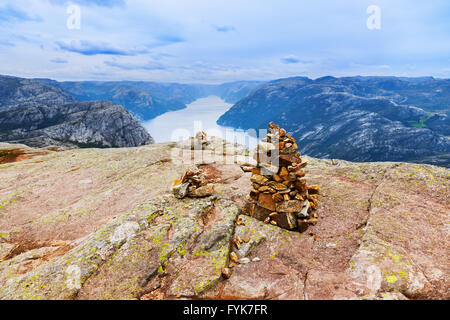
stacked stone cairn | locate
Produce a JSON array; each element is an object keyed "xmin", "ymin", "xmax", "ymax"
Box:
[
  {"xmin": 248, "ymin": 122, "xmax": 319, "ymax": 233},
  {"xmin": 195, "ymin": 131, "xmax": 208, "ymax": 146},
  {"xmin": 172, "ymin": 166, "xmax": 215, "ymax": 199}
]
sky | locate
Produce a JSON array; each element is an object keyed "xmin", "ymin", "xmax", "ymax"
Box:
[{"xmin": 0, "ymin": 0, "xmax": 449, "ymax": 83}]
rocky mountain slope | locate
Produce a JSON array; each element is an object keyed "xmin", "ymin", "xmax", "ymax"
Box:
[
  {"xmin": 211, "ymin": 80, "xmax": 263, "ymax": 104},
  {"xmin": 35, "ymin": 79, "xmax": 263, "ymax": 121},
  {"xmin": 218, "ymin": 76, "xmax": 450, "ymax": 167},
  {"xmin": 0, "ymin": 140, "xmax": 448, "ymax": 300},
  {"xmin": 0, "ymin": 75, "xmax": 154, "ymax": 148}
]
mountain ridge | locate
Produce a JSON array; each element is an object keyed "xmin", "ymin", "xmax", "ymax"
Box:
[
  {"xmin": 0, "ymin": 75, "xmax": 154, "ymax": 148},
  {"xmin": 218, "ymin": 76, "xmax": 450, "ymax": 167},
  {"xmin": 34, "ymin": 78, "xmax": 264, "ymax": 121}
]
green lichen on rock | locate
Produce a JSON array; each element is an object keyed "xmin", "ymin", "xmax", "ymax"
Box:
[
  {"xmin": 0, "ymin": 197, "xmax": 18, "ymax": 211},
  {"xmin": 77, "ymin": 223, "xmax": 173, "ymax": 300},
  {"xmin": 0, "ymin": 232, "xmax": 10, "ymax": 242},
  {"xmin": 347, "ymin": 230, "xmax": 430, "ymax": 298},
  {"xmin": 0, "ymin": 193, "xmax": 241, "ymax": 300},
  {"xmin": 0, "ymin": 141, "xmax": 448, "ymax": 300},
  {"xmin": 165, "ymin": 198, "xmax": 240, "ymax": 298},
  {"xmin": 0, "ymin": 199, "xmax": 163, "ymax": 300}
]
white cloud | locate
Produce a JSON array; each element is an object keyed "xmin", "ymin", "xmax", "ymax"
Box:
[{"xmin": 0, "ymin": 0, "xmax": 448, "ymax": 82}]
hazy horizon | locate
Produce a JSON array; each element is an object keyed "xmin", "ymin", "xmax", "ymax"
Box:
[{"xmin": 1, "ymin": 72, "xmax": 449, "ymax": 86}]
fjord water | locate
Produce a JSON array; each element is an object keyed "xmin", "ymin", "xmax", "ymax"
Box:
[{"xmin": 144, "ymin": 96, "xmax": 258, "ymax": 149}]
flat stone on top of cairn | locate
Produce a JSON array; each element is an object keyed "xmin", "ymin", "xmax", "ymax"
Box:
[{"xmin": 248, "ymin": 122, "xmax": 319, "ymax": 233}]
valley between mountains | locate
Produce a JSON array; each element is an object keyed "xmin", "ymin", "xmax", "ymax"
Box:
[{"xmin": 2, "ymin": 74, "xmax": 449, "ymax": 167}]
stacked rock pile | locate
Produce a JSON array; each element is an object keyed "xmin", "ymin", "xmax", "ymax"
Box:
[
  {"xmin": 195, "ymin": 131, "xmax": 208, "ymax": 146},
  {"xmin": 248, "ymin": 122, "xmax": 319, "ymax": 233},
  {"xmin": 172, "ymin": 166, "xmax": 215, "ymax": 199},
  {"xmin": 175, "ymin": 131, "xmax": 210, "ymax": 151}
]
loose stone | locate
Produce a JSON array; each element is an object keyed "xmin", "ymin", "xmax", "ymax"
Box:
[
  {"xmin": 230, "ymin": 252, "xmax": 239, "ymax": 263},
  {"xmin": 297, "ymin": 220, "xmax": 309, "ymax": 233},
  {"xmin": 172, "ymin": 182, "xmax": 190, "ymax": 199},
  {"xmin": 221, "ymin": 267, "xmax": 232, "ymax": 279},
  {"xmin": 251, "ymin": 174, "xmax": 269, "ymax": 185},
  {"xmin": 272, "ymin": 193, "xmax": 284, "ymax": 202},
  {"xmin": 239, "ymin": 257, "xmax": 251, "ymax": 264}
]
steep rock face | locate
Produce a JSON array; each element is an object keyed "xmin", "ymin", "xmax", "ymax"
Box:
[
  {"xmin": 217, "ymin": 76, "xmax": 450, "ymax": 167},
  {"xmin": 0, "ymin": 75, "xmax": 154, "ymax": 148},
  {"xmin": 47, "ymin": 80, "xmax": 200, "ymax": 121},
  {"xmin": 0, "ymin": 141, "xmax": 448, "ymax": 300}
]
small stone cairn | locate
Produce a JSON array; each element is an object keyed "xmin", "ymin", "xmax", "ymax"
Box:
[
  {"xmin": 184, "ymin": 131, "xmax": 209, "ymax": 150},
  {"xmin": 247, "ymin": 122, "xmax": 319, "ymax": 233},
  {"xmin": 195, "ymin": 131, "xmax": 208, "ymax": 146},
  {"xmin": 172, "ymin": 166, "xmax": 215, "ymax": 199}
]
